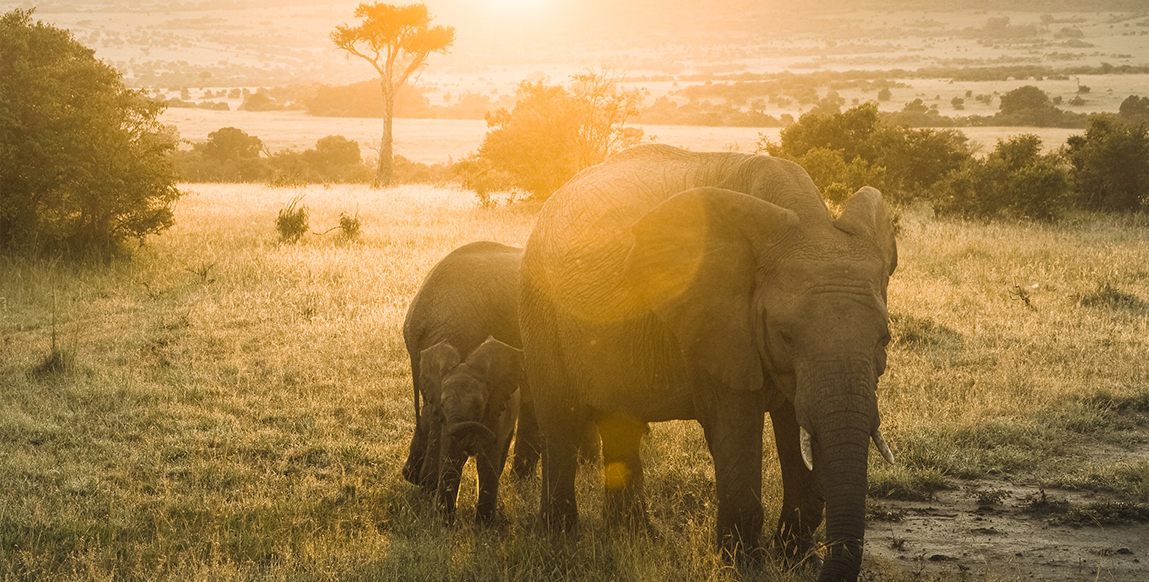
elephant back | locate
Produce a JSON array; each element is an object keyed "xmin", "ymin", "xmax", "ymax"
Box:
[
  {"xmin": 404, "ymin": 241, "xmax": 524, "ymax": 357},
  {"xmin": 522, "ymin": 144, "xmax": 825, "ymax": 324}
]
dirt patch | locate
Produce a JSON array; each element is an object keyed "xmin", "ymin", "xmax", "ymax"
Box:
[{"xmin": 863, "ymin": 421, "xmax": 1149, "ymax": 582}]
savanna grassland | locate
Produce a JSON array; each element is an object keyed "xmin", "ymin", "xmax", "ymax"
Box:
[{"xmin": 2, "ymin": 184, "xmax": 1148, "ymax": 581}]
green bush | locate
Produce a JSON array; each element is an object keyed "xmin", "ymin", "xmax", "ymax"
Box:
[
  {"xmin": 0, "ymin": 9, "xmax": 182, "ymax": 257},
  {"xmin": 935, "ymin": 134, "xmax": 1070, "ymax": 220},
  {"xmin": 1065, "ymin": 115, "xmax": 1149, "ymax": 213},
  {"xmin": 759, "ymin": 103, "xmax": 972, "ymax": 206},
  {"xmin": 267, "ymin": 135, "xmax": 373, "ymax": 185}
]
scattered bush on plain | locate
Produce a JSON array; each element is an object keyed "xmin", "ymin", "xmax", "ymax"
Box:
[
  {"xmin": 759, "ymin": 103, "xmax": 972, "ymax": 206},
  {"xmin": 276, "ymin": 196, "xmax": 309, "ymax": 243}
]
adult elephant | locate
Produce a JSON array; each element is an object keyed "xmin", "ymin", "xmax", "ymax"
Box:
[{"xmin": 519, "ymin": 144, "xmax": 897, "ymax": 582}]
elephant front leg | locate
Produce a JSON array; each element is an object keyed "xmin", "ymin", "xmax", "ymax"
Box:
[
  {"xmin": 700, "ymin": 388, "xmax": 766, "ymax": 563},
  {"xmin": 474, "ymin": 448, "xmax": 502, "ymax": 525},
  {"xmin": 769, "ymin": 403, "xmax": 825, "ymax": 567},
  {"xmin": 435, "ymin": 442, "xmax": 468, "ymax": 524},
  {"xmin": 598, "ymin": 414, "xmax": 649, "ymax": 529}
]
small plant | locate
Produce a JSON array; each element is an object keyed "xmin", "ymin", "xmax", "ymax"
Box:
[
  {"xmin": 1010, "ymin": 285, "xmax": 1037, "ymax": 311},
  {"xmin": 276, "ymin": 195, "xmax": 309, "ymax": 243},
  {"xmin": 32, "ymin": 288, "xmax": 74, "ymax": 378},
  {"xmin": 972, "ymin": 487, "xmax": 1009, "ymax": 505},
  {"xmin": 337, "ymin": 211, "xmax": 362, "ymax": 241}
]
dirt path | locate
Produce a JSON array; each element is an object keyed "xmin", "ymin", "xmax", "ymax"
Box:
[{"xmin": 864, "ymin": 481, "xmax": 1148, "ymax": 581}]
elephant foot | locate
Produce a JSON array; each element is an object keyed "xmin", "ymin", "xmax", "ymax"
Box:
[
  {"xmin": 770, "ymin": 530, "xmax": 820, "ymax": 570},
  {"xmin": 475, "ymin": 507, "xmax": 509, "ymax": 529}
]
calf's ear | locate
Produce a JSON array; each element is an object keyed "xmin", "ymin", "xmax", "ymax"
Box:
[
  {"xmin": 419, "ymin": 341, "xmax": 461, "ymax": 408},
  {"xmin": 466, "ymin": 337, "xmax": 524, "ymax": 427}
]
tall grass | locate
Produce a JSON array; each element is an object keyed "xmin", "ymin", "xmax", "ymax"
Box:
[{"xmin": 1, "ymin": 184, "xmax": 1147, "ymax": 581}]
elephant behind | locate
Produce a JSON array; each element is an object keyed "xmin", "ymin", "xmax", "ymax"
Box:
[
  {"xmin": 519, "ymin": 145, "xmax": 897, "ymax": 581},
  {"xmin": 402, "ymin": 241, "xmax": 542, "ymax": 516}
]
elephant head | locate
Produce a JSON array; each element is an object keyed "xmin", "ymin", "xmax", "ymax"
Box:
[
  {"xmin": 419, "ymin": 338, "xmax": 523, "ymax": 462},
  {"xmin": 624, "ymin": 186, "xmax": 896, "ymax": 580}
]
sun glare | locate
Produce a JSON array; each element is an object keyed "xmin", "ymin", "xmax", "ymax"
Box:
[{"xmin": 487, "ymin": 0, "xmax": 549, "ymax": 10}]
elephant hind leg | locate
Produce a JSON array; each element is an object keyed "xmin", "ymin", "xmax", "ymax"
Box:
[
  {"xmin": 511, "ymin": 399, "xmax": 542, "ymax": 478},
  {"xmin": 539, "ymin": 419, "xmax": 581, "ymax": 531},
  {"xmin": 597, "ymin": 413, "xmax": 649, "ymax": 530}
]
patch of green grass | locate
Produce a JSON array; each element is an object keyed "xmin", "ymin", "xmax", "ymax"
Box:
[
  {"xmin": 1053, "ymin": 462, "xmax": 1149, "ymax": 501},
  {"xmin": 868, "ymin": 466, "xmax": 948, "ymax": 501},
  {"xmin": 1052, "ymin": 501, "xmax": 1149, "ymax": 527}
]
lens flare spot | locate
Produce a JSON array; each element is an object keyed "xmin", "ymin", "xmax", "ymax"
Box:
[{"xmin": 604, "ymin": 462, "xmax": 631, "ymax": 490}]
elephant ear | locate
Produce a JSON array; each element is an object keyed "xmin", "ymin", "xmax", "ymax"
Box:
[
  {"xmin": 419, "ymin": 341, "xmax": 461, "ymax": 412},
  {"xmin": 834, "ymin": 186, "xmax": 897, "ymax": 277},
  {"xmin": 624, "ymin": 187, "xmax": 798, "ymax": 392},
  {"xmin": 465, "ymin": 337, "xmax": 524, "ymax": 427}
]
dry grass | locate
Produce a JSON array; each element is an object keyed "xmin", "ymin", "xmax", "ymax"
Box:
[{"xmin": 2, "ymin": 183, "xmax": 1148, "ymax": 581}]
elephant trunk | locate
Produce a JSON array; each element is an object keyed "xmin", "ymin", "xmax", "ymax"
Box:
[
  {"xmin": 448, "ymin": 420, "xmax": 497, "ymax": 443},
  {"xmin": 816, "ymin": 410, "xmax": 870, "ymax": 582},
  {"xmin": 798, "ymin": 362, "xmax": 878, "ymax": 582}
]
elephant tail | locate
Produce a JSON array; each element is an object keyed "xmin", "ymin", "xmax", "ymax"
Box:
[{"xmin": 410, "ymin": 350, "xmax": 422, "ymax": 423}]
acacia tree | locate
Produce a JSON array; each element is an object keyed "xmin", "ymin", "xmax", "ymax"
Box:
[{"xmin": 332, "ymin": 3, "xmax": 454, "ymax": 187}]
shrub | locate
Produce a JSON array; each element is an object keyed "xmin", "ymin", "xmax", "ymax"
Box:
[
  {"xmin": 338, "ymin": 212, "xmax": 362, "ymax": 242},
  {"xmin": 0, "ymin": 9, "xmax": 182, "ymax": 257},
  {"xmin": 994, "ymin": 86, "xmax": 1087, "ymax": 128},
  {"xmin": 759, "ymin": 103, "xmax": 972, "ymax": 206},
  {"xmin": 175, "ymin": 127, "xmax": 269, "ymax": 182},
  {"xmin": 935, "ymin": 134, "xmax": 1070, "ymax": 220},
  {"xmin": 1064, "ymin": 115, "xmax": 1149, "ymax": 213},
  {"xmin": 1118, "ymin": 95, "xmax": 1149, "ymax": 123},
  {"xmin": 276, "ymin": 196, "xmax": 309, "ymax": 243},
  {"xmin": 267, "ymin": 135, "xmax": 372, "ymax": 185}
]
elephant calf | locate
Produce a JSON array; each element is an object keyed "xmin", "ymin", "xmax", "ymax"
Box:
[{"xmin": 401, "ymin": 241, "xmax": 540, "ymax": 522}]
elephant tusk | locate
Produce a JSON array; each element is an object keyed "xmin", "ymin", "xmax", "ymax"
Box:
[
  {"xmin": 872, "ymin": 428, "xmax": 896, "ymax": 465},
  {"xmin": 799, "ymin": 426, "xmax": 814, "ymax": 471}
]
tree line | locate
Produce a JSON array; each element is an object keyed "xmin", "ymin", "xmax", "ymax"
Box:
[
  {"xmin": 762, "ymin": 101, "xmax": 1149, "ymax": 219},
  {"xmin": 4, "ymin": 5, "xmax": 1149, "ymax": 261}
]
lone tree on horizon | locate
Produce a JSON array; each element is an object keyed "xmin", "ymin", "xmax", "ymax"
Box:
[{"xmin": 332, "ymin": 2, "xmax": 454, "ymax": 187}]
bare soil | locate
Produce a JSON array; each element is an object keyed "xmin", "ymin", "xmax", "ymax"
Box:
[{"xmin": 864, "ymin": 432, "xmax": 1149, "ymax": 581}]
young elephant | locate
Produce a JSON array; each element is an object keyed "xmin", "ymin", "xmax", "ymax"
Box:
[
  {"xmin": 401, "ymin": 242, "xmax": 542, "ymax": 520},
  {"xmin": 418, "ymin": 338, "xmax": 522, "ymax": 522}
]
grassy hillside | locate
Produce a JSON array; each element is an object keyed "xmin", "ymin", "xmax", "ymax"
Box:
[{"xmin": 1, "ymin": 184, "xmax": 1147, "ymax": 581}]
